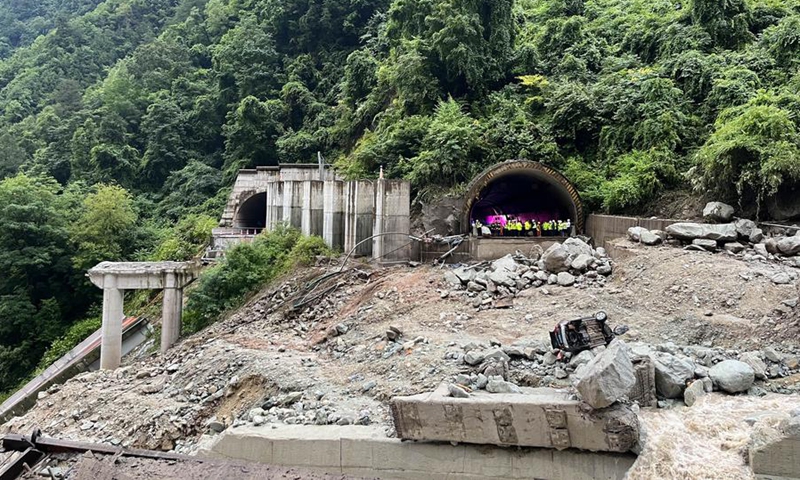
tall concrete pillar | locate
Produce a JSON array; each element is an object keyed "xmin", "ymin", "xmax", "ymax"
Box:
[
  {"xmin": 100, "ymin": 281, "xmax": 124, "ymax": 370},
  {"xmin": 282, "ymin": 181, "xmax": 303, "ymax": 228},
  {"xmin": 323, "ymin": 181, "xmax": 344, "ymax": 250},
  {"xmin": 374, "ymin": 180, "xmax": 412, "ymax": 262},
  {"xmin": 266, "ymin": 182, "xmax": 283, "ymax": 230},
  {"xmin": 344, "ymin": 181, "xmax": 375, "ymax": 257},
  {"xmin": 301, "ymin": 181, "xmax": 324, "ymax": 237},
  {"xmin": 161, "ymin": 287, "xmax": 183, "ymax": 352}
]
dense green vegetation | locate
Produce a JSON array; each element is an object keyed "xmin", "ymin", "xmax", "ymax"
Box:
[{"xmin": 0, "ymin": 0, "xmax": 798, "ymax": 393}]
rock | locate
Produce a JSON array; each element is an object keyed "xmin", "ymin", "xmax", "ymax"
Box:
[
  {"xmin": 443, "ymin": 271, "xmax": 462, "ymax": 286},
  {"xmin": 597, "ymin": 264, "xmax": 613, "ymax": 276},
  {"xmin": 464, "ymin": 350, "xmax": 486, "ymax": 366},
  {"xmin": 692, "ymin": 238, "xmax": 718, "ymax": 251},
  {"xmin": 627, "ymin": 226, "xmax": 648, "ymax": 242},
  {"xmin": 653, "ymin": 353, "xmax": 695, "ymax": 399},
  {"xmin": 571, "ymin": 254, "xmax": 594, "ymax": 271},
  {"xmin": 740, "ymin": 352, "xmax": 767, "ymax": 380},
  {"xmin": 750, "ymin": 228, "xmax": 764, "ymax": 243},
  {"xmin": 575, "ymin": 340, "xmax": 636, "ymax": 409},
  {"xmin": 543, "ymin": 351, "xmax": 558, "ymax": 366},
  {"xmin": 683, "ymin": 380, "xmax": 706, "ymax": 407},
  {"xmin": 782, "ymin": 297, "xmax": 799, "ymax": 308},
  {"xmin": 548, "ymin": 274, "xmax": 558, "ymax": 285},
  {"xmin": 489, "ymin": 269, "xmax": 516, "ymax": 288},
  {"xmin": 448, "ymin": 383, "xmax": 470, "ymax": 398},
  {"xmin": 534, "ymin": 271, "xmax": 549, "ymax": 282},
  {"xmin": 492, "ymin": 254, "xmax": 518, "ymax": 272},
  {"xmin": 777, "ymin": 236, "xmax": 800, "ymax": 256},
  {"xmin": 640, "ymin": 230, "xmax": 662, "ymax": 246},
  {"xmin": 557, "ymin": 272, "xmax": 576, "ymax": 287},
  {"xmin": 703, "ymin": 202, "xmax": 735, "ymax": 222},
  {"xmin": 37, "ymin": 391, "xmax": 49, "ymax": 400},
  {"xmin": 771, "ymin": 272, "xmax": 792, "ymax": 285},
  {"xmin": 207, "ymin": 419, "xmax": 225, "ymax": 433},
  {"xmin": 542, "ymin": 244, "xmax": 571, "ymax": 273},
  {"xmin": 754, "ymin": 243, "xmax": 769, "ymax": 257},
  {"xmin": 724, "ymin": 242, "xmax": 745, "ymax": 254},
  {"xmin": 453, "ymin": 267, "xmax": 476, "ymax": 283},
  {"xmin": 709, "ymin": 360, "xmax": 755, "ymax": 393},
  {"xmin": 570, "ymin": 349, "xmax": 595, "ymax": 367},
  {"xmin": 554, "ymin": 367, "xmax": 568, "ymax": 379},
  {"xmin": 563, "ymin": 237, "xmax": 594, "ymax": 261},
  {"xmin": 665, "ymin": 223, "xmax": 737, "ymax": 242},
  {"xmin": 735, "ymin": 219, "xmax": 757, "ymax": 239},
  {"xmin": 475, "ymin": 374, "xmax": 488, "ymax": 389},
  {"xmin": 786, "ymin": 356, "xmax": 799, "ymax": 370},
  {"xmin": 486, "ymin": 376, "xmax": 522, "ymax": 394},
  {"xmin": 362, "ymin": 380, "xmax": 378, "ymax": 392},
  {"xmin": 764, "ymin": 347, "xmax": 781, "ymax": 363},
  {"xmin": 467, "ymin": 281, "xmax": 485, "ymax": 292}
]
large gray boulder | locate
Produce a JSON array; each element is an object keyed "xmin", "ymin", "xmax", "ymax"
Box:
[
  {"xmin": 627, "ymin": 226, "xmax": 648, "ymax": 242},
  {"xmin": 640, "ymin": 230, "xmax": 662, "ymax": 245},
  {"xmin": 542, "ymin": 243, "xmax": 571, "ymax": 273},
  {"xmin": 703, "ymin": 202, "xmax": 735, "ymax": 222},
  {"xmin": 683, "ymin": 379, "xmax": 706, "ymax": 407},
  {"xmin": 665, "ymin": 223, "xmax": 737, "ymax": 242},
  {"xmin": 571, "ymin": 254, "xmax": 594, "ymax": 271},
  {"xmin": 557, "ymin": 272, "xmax": 576, "ymax": 287},
  {"xmin": 777, "ymin": 236, "xmax": 800, "ymax": 256},
  {"xmin": 563, "ymin": 237, "xmax": 594, "ymax": 261},
  {"xmin": 739, "ymin": 352, "xmax": 767, "ymax": 380},
  {"xmin": 576, "ymin": 340, "xmax": 636, "ymax": 409},
  {"xmin": 653, "ymin": 353, "xmax": 695, "ymax": 399},
  {"xmin": 734, "ymin": 219, "xmax": 757, "ymax": 239},
  {"xmin": 492, "ymin": 254, "xmax": 518, "ymax": 272},
  {"xmin": 709, "ymin": 360, "xmax": 755, "ymax": 393}
]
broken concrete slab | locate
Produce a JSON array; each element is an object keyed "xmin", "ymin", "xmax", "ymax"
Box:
[{"xmin": 390, "ymin": 383, "xmax": 640, "ymax": 453}]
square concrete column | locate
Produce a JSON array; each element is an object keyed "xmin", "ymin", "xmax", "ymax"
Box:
[
  {"xmin": 323, "ymin": 181, "xmax": 344, "ymax": 250},
  {"xmin": 301, "ymin": 180, "xmax": 324, "ymax": 237},
  {"xmin": 100, "ymin": 284, "xmax": 125, "ymax": 370},
  {"xmin": 161, "ymin": 287, "xmax": 183, "ymax": 352},
  {"xmin": 374, "ymin": 180, "xmax": 411, "ymax": 262},
  {"xmin": 266, "ymin": 182, "xmax": 283, "ymax": 230},
  {"xmin": 282, "ymin": 181, "xmax": 303, "ymax": 228},
  {"xmin": 344, "ymin": 181, "xmax": 375, "ymax": 257}
]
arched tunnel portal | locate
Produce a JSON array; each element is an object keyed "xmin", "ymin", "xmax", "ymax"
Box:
[
  {"xmin": 462, "ymin": 160, "xmax": 585, "ymax": 236},
  {"xmin": 234, "ymin": 192, "xmax": 267, "ymax": 230}
]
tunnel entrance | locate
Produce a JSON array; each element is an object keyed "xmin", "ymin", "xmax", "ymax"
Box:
[
  {"xmin": 463, "ymin": 161, "xmax": 584, "ymax": 237},
  {"xmin": 234, "ymin": 192, "xmax": 267, "ymax": 231}
]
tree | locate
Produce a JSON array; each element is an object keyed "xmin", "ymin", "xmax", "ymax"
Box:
[{"xmin": 222, "ymin": 96, "xmax": 285, "ymax": 173}]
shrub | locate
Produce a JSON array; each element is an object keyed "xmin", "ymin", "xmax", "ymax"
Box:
[{"xmin": 36, "ymin": 316, "xmax": 102, "ymax": 370}]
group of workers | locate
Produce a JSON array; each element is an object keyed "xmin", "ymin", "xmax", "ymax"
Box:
[{"xmin": 473, "ymin": 217, "xmax": 572, "ymax": 237}]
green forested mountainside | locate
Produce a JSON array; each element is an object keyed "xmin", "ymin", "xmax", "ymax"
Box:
[{"xmin": 0, "ymin": 0, "xmax": 799, "ymax": 394}]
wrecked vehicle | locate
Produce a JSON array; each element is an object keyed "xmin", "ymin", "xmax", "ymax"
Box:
[{"xmin": 549, "ymin": 311, "xmax": 629, "ymax": 353}]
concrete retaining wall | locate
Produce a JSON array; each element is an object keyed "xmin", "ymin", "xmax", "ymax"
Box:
[{"xmin": 205, "ymin": 424, "xmax": 635, "ymax": 480}]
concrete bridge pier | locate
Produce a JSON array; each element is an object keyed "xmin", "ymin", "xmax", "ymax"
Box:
[{"xmin": 88, "ymin": 262, "xmax": 199, "ymax": 370}]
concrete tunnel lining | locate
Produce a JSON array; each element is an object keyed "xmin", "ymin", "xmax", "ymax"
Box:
[
  {"xmin": 463, "ymin": 160, "xmax": 585, "ymax": 234},
  {"xmin": 234, "ymin": 192, "xmax": 267, "ymax": 230}
]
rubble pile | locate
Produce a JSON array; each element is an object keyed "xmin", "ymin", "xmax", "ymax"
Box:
[
  {"xmin": 628, "ymin": 202, "xmax": 800, "ymax": 272},
  {"xmin": 442, "ymin": 237, "xmax": 613, "ymax": 308}
]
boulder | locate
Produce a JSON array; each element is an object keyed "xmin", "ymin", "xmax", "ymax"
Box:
[
  {"xmin": 692, "ymin": 238, "xmax": 718, "ymax": 251},
  {"xmin": 665, "ymin": 223, "xmax": 737, "ymax": 242},
  {"xmin": 652, "ymin": 353, "xmax": 694, "ymax": 399},
  {"xmin": 627, "ymin": 226, "xmax": 648, "ymax": 242},
  {"xmin": 709, "ymin": 360, "xmax": 755, "ymax": 393},
  {"xmin": 640, "ymin": 230, "xmax": 662, "ymax": 245},
  {"xmin": 703, "ymin": 202, "xmax": 735, "ymax": 222},
  {"xmin": 772, "ymin": 272, "xmax": 792, "ymax": 285},
  {"xmin": 486, "ymin": 376, "xmax": 522, "ymax": 394},
  {"xmin": 597, "ymin": 264, "xmax": 613, "ymax": 276},
  {"xmin": 734, "ymin": 219, "xmax": 757, "ymax": 239},
  {"xmin": 777, "ymin": 236, "xmax": 800, "ymax": 256},
  {"xmin": 683, "ymin": 379, "xmax": 706, "ymax": 407},
  {"xmin": 542, "ymin": 243, "xmax": 571, "ymax": 273},
  {"xmin": 492, "ymin": 255, "xmax": 518, "ymax": 272},
  {"xmin": 571, "ymin": 254, "xmax": 594, "ymax": 271},
  {"xmin": 563, "ymin": 237, "xmax": 594, "ymax": 261},
  {"xmin": 765, "ymin": 238, "xmax": 780, "ymax": 254},
  {"xmin": 750, "ymin": 228, "xmax": 764, "ymax": 243},
  {"xmin": 739, "ymin": 352, "xmax": 767, "ymax": 380},
  {"xmin": 443, "ymin": 271, "xmax": 462, "ymax": 287},
  {"xmin": 489, "ymin": 269, "xmax": 516, "ymax": 288},
  {"xmin": 724, "ymin": 242, "xmax": 745, "ymax": 254},
  {"xmin": 575, "ymin": 340, "xmax": 636, "ymax": 409},
  {"xmin": 557, "ymin": 272, "xmax": 576, "ymax": 287},
  {"xmin": 754, "ymin": 243, "xmax": 769, "ymax": 257}
]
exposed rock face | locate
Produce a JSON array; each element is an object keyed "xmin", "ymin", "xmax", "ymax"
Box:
[
  {"xmin": 709, "ymin": 360, "xmax": 755, "ymax": 393},
  {"xmin": 665, "ymin": 223, "xmax": 737, "ymax": 242},
  {"xmin": 576, "ymin": 341, "xmax": 636, "ymax": 409},
  {"xmin": 777, "ymin": 236, "xmax": 800, "ymax": 256},
  {"xmin": 652, "ymin": 353, "xmax": 694, "ymax": 399},
  {"xmin": 703, "ymin": 202, "xmax": 735, "ymax": 222}
]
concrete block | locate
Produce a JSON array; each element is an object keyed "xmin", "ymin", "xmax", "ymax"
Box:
[{"xmin": 390, "ymin": 384, "xmax": 640, "ymax": 453}]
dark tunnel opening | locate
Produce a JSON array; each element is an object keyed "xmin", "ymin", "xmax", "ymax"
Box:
[
  {"xmin": 234, "ymin": 192, "xmax": 267, "ymax": 230},
  {"xmin": 469, "ymin": 173, "xmax": 577, "ymax": 237}
]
